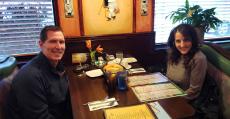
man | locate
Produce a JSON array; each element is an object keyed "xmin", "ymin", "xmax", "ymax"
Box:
[{"xmin": 5, "ymin": 26, "xmax": 72, "ymax": 119}]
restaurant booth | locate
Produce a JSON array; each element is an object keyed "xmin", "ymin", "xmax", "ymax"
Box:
[{"xmin": 1, "ymin": 0, "xmax": 230, "ymax": 119}]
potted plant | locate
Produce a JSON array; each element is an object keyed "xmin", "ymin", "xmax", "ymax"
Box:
[{"xmin": 166, "ymin": 0, "xmax": 222, "ymax": 42}]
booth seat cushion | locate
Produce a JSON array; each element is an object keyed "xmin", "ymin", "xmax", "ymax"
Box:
[
  {"xmin": 200, "ymin": 44, "xmax": 230, "ymax": 119},
  {"xmin": 207, "ymin": 63, "xmax": 230, "ymax": 119},
  {"xmin": 0, "ymin": 67, "xmax": 18, "ymax": 119},
  {"xmin": 222, "ymin": 77, "xmax": 230, "ymax": 119}
]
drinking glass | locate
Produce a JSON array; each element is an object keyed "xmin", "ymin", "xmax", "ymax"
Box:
[
  {"xmin": 72, "ymin": 53, "xmax": 87, "ymax": 76},
  {"xmin": 116, "ymin": 51, "xmax": 123, "ymax": 59},
  {"xmin": 117, "ymin": 71, "xmax": 128, "ymax": 91},
  {"xmin": 104, "ymin": 72, "xmax": 117, "ymax": 97}
]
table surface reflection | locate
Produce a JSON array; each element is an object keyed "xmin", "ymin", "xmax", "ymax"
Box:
[{"xmin": 66, "ymin": 66, "xmax": 195, "ymax": 119}]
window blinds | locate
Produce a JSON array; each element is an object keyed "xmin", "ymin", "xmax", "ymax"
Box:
[{"xmin": 0, "ymin": 0, "xmax": 55, "ymax": 55}]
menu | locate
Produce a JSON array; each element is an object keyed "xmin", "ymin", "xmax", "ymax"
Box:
[
  {"xmin": 128, "ymin": 72, "xmax": 169, "ymax": 87},
  {"xmin": 127, "ymin": 72, "xmax": 186, "ymax": 102},
  {"xmin": 104, "ymin": 104, "xmax": 155, "ymax": 119},
  {"xmin": 132, "ymin": 83, "xmax": 186, "ymax": 102}
]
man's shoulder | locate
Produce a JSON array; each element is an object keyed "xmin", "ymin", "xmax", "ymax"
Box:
[
  {"xmin": 13, "ymin": 60, "xmax": 41, "ymax": 83},
  {"xmin": 19, "ymin": 61, "xmax": 40, "ymax": 74}
]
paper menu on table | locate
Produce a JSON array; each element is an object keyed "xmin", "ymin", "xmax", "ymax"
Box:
[
  {"xmin": 128, "ymin": 72, "xmax": 169, "ymax": 87},
  {"xmin": 104, "ymin": 104, "xmax": 155, "ymax": 119},
  {"xmin": 131, "ymin": 83, "xmax": 186, "ymax": 102}
]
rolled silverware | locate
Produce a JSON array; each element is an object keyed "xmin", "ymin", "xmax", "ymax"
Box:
[{"xmin": 82, "ymin": 98, "xmax": 119, "ymax": 106}]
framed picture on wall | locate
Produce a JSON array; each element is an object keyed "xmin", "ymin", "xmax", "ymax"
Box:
[{"xmin": 64, "ymin": 0, "xmax": 74, "ymax": 17}]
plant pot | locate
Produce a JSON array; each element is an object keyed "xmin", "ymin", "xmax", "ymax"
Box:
[{"xmin": 195, "ymin": 27, "xmax": 205, "ymax": 45}]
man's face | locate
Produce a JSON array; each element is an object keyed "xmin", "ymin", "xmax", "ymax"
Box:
[
  {"xmin": 39, "ymin": 30, "xmax": 65, "ymax": 64},
  {"xmin": 174, "ymin": 32, "xmax": 192, "ymax": 55}
]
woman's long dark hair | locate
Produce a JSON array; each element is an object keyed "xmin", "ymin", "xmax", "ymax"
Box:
[{"xmin": 167, "ymin": 24, "xmax": 199, "ymax": 68}]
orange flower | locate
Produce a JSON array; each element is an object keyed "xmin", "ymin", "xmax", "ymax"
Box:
[
  {"xmin": 85, "ymin": 40, "xmax": 92, "ymax": 49},
  {"xmin": 96, "ymin": 45, "xmax": 103, "ymax": 53}
]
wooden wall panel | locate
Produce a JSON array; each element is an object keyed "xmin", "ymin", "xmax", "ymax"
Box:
[
  {"xmin": 63, "ymin": 32, "xmax": 155, "ymax": 66},
  {"xmin": 135, "ymin": 0, "xmax": 153, "ymax": 32},
  {"xmin": 57, "ymin": 0, "xmax": 153, "ymax": 36},
  {"xmin": 82, "ymin": 0, "xmax": 133, "ymax": 35},
  {"xmin": 58, "ymin": 0, "xmax": 81, "ymax": 37}
]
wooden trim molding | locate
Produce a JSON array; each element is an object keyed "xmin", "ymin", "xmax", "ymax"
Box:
[
  {"xmin": 53, "ymin": 0, "xmax": 60, "ymax": 26},
  {"xmin": 151, "ymin": 0, "xmax": 155, "ymax": 30},
  {"xmin": 78, "ymin": 0, "xmax": 84, "ymax": 35},
  {"xmin": 133, "ymin": 0, "xmax": 136, "ymax": 32}
]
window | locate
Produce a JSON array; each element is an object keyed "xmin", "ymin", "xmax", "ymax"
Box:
[
  {"xmin": 0, "ymin": 0, "xmax": 55, "ymax": 55},
  {"xmin": 154, "ymin": 0, "xmax": 230, "ymax": 43}
]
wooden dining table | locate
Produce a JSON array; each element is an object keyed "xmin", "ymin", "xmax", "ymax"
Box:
[{"xmin": 66, "ymin": 65, "xmax": 195, "ymax": 119}]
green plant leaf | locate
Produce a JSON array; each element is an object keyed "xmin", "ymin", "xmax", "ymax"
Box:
[{"xmin": 166, "ymin": 0, "xmax": 223, "ymax": 32}]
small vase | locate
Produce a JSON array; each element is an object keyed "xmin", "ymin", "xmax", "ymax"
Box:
[{"xmin": 90, "ymin": 50, "xmax": 96, "ymax": 65}]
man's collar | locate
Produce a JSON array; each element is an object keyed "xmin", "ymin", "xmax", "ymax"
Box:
[{"xmin": 38, "ymin": 52, "xmax": 65, "ymax": 72}]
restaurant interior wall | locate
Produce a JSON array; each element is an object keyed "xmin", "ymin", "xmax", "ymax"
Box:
[
  {"xmin": 57, "ymin": 0, "xmax": 153, "ymax": 37},
  {"xmin": 15, "ymin": 0, "xmax": 154, "ymax": 64}
]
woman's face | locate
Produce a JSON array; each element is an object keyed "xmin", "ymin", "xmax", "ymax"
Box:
[{"xmin": 174, "ymin": 32, "xmax": 192, "ymax": 55}]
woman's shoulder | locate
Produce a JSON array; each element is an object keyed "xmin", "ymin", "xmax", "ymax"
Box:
[
  {"xmin": 189, "ymin": 51, "xmax": 207, "ymax": 69},
  {"xmin": 191, "ymin": 50, "xmax": 207, "ymax": 65},
  {"xmin": 194, "ymin": 50, "xmax": 207, "ymax": 60}
]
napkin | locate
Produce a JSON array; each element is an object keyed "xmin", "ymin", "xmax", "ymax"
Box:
[
  {"xmin": 107, "ymin": 58, "xmax": 121, "ymax": 64},
  {"xmin": 122, "ymin": 57, "xmax": 137, "ymax": 63},
  {"xmin": 128, "ymin": 68, "xmax": 146, "ymax": 74},
  {"xmin": 87, "ymin": 98, "xmax": 119, "ymax": 111},
  {"xmin": 149, "ymin": 102, "xmax": 171, "ymax": 119}
]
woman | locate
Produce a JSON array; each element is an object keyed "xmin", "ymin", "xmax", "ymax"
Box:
[{"xmin": 166, "ymin": 24, "xmax": 207, "ymax": 100}]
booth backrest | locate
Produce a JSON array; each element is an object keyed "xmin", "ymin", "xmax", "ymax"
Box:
[
  {"xmin": 201, "ymin": 44, "xmax": 230, "ymax": 76},
  {"xmin": 0, "ymin": 56, "xmax": 18, "ymax": 119},
  {"xmin": 63, "ymin": 32, "xmax": 155, "ymax": 66},
  {"xmin": 200, "ymin": 43, "xmax": 230, "ymax": 119}
]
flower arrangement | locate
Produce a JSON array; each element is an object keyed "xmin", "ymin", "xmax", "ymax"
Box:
[
  {"xmin": 166, "ymin": 0, "xmax": 222, "ymax": 33},
  {"xmin": 85, "ymin": 40, "xmax": 104, "ymax": 63}
]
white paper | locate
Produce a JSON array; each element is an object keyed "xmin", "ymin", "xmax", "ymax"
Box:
[
  {"xmin": 122, "ymin": 57, "xmax": 137, "ymax": 63},
  {"xmin": 149, "ymin": 102, "xmax": 171, "ymax": 119},
  {"xmin": 85, "ymin": 69, "xmax": 103, "ymax": 77},
  {"xmin": 87, "ymin": 98, "xmax": 119, "ymax": 111},
  {"xmin": 128, "ymin": 68, "xmax": 146, "ymax": 74}
]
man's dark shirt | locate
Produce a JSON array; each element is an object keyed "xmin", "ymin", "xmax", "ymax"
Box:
[{"xmin": 5, "ymin": 53, "xmax": 72, "ymax": 119}]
